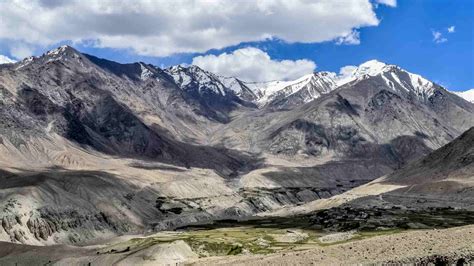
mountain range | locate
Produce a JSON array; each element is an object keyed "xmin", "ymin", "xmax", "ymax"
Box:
[{"xmin": 0, "ymin": 45, "xmax": 473, "ymax": 245}]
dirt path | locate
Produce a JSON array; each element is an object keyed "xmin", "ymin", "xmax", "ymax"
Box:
[{"xmin": 189, "ymin": 225, "xmax": 474, "ymax": 265}]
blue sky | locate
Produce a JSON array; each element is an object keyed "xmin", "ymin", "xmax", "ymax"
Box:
[{"xmin": 1, "ymin": 0, "xmax": 472, "ymax": 91}]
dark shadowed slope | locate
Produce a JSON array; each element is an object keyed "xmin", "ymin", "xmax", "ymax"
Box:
[
  {"xmin": 338, "ymin": 127, "xmax": 474, "ymax": 210},
  {"xmin": 380, "ymin": 126, "xmax": 474, "ymax": 204}
]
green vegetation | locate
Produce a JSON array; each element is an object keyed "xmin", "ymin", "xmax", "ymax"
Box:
[
  {"xmin": 98, "ymin": 210, "xmax": 474, "ymax": 259},
  {"xmin": 99, "ymin": 222, "xmax": 407, "ymax": 258}
]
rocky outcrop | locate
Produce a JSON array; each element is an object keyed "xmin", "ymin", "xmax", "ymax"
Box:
[{"xmin": 1, "ymin": 208, "xmax": 133, "ymax": 244}]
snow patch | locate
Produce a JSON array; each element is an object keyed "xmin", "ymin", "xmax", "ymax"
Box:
[
  {"xmin": 15, "ymin": 56, "xmax": 36, "ymax": 70},
  {"xmin": 140, "ymin": 63, "xmax": 154, "ymax": 80},
  {"xmin": 166, "ymin": 65, "xmax": 227, "ymax": 96},
  {"xmin": 245, "ymin": 72, "xmax": 337, "ymax": 106},
  {"xmin": 219, "ymin": 77, "xmax": 243, "ymax": 94},
  {"xmin": 46, "ymin": 45, "xmax": 69, "ymax": 57}
]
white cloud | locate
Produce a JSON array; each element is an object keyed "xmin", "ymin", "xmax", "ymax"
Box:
[
  {"xmin": 0, "ymin": 55, "xmax": 16, "ymax": 64},
  {"xmin": 375, "ymin": 0, "xmax": 397, "ymax": 7},
  {"xmin": 10, "ymin": 44, "xmax": 35, "ymax": 60},
  {"xmin": 338, "ymin": 65, "xmax": 358, "ymax": 79},
  {"xmin": 453, "ymin": 89, "xmax": 474, "ymax": 103},
  {"xmin": 447, "ymin": 26, "xmax": 455, "ymax": 33},
  {"xmin": 0, "ymin": 0, "xmax": 385, "ymax": 57},
  {"xmin": 192, "ymin": 47, "xmax": 316, "ymax": 82},
  {"xmin": 432, "ymin": 30, "xmax": 447, "ymax": 44},
  {"xmin": 336, "ymin": 31, "xmax": 361, "ymax": 45},
  {"xmin": 324, "ymin": 65, "xmax": 358, "ymax": 85}
]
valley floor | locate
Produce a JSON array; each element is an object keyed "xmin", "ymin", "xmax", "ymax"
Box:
[
  {"xmin": 0, "ymin": 220, "xmax": 473, "ymax": 265},
  {"xmin": 191, "ymin": 224, "xmax": 474, "ymax": 265}
]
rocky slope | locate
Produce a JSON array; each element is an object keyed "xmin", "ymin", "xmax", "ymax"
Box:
[
  {"xmin": 165, "ymin": 65, "xmax": 257, "ymax": 123},
  {"xmin": 315, "ymin": 126, "xmax": 474, "ymax": 212},
  {"xmin": 209, "ymin": 63, "xmax": 473, "ymax": 198},
  {"xmin": 272, "ymin": 127, "xmax": 473, "ymax": 218},
  {"xmin": 367, "ymin": 126, "xmax": 474, "ymax": 209},
  {"xmin": 0, "ymin": 46, "xmax": 257, "ymax": 169}
]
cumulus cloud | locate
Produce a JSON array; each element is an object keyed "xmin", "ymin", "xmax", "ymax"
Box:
[
  {"xmin": 375, "ymin": 0, "xmax": 397, "ymax": 7},
  {"xmin": 0, "ymin": 55, "xmax": 16, "ymax": 64},
  {"xmin": 432, "ymin": 30, "xmax": 447, "ymax": 44},
  {"xmin": 336, "ymin": 31, "xmax": 361, "ymax": 45},
  {"xmin": 192, "ymin": 47, "xmax": 316, "ymax": 82},
  {"xmin": 338, "ymin": 65, "xmax": 358, "ymax": 79},
  {"xmin": 0, "ymin": 0, "xmax": 384, "ymax": 57},
  {"xmin": 10, "ymin": 44, "xmax": 35, "ymax": 60},
  {"xmin": 432, "ymin": 26, "xmax": 455, "ymax": 44}
]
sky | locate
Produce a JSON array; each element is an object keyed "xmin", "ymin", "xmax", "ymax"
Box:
[{"xmin": 0, "ymin": 0, "xmax": 472, "ymax": 91}]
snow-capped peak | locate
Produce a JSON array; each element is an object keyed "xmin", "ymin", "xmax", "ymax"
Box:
[
  {"xmin": 42, "ymin": 45, "xmax": 81, "ymax": 61},
  {"xmin": 165, "ymin": 65, "xmax": 228, "ymax": 96},
  {"xmin": 163, "ymin": 59, "xmax": 449, "ymax": 108},
  {"xmin": 0, "ymin": 55, "xmax": 16, "ymax": 64},
  {"xmin": 336, "ymin": 59, "xmax": 396, "ymax": 85},
  {"xmin": 454, "ymin": 89, "xmax": 474, "ymax": 103},
  {"xmin": 245, "ymin": 71, "xmax": 338, "ymax": 106},
  {"xmin": 336, "ymin": 60, "xmax": 437, "ymax": 100},
  {"xmin": 353, "ymin": 59, "xmax": 389, "ymax": 76},
  {"xmin": 46, "ymin": 45, "xmax": 71, "ymax": 56}
]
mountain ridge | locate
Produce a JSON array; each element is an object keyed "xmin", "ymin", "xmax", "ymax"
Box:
[{"xmin": 8, "ymin": 46, "xmax": 472, "ymax": 110}]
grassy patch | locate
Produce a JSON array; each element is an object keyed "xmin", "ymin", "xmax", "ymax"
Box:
[{"xmin": 100, "ymin": 212, "xmax": 468, "ymax": 258}]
